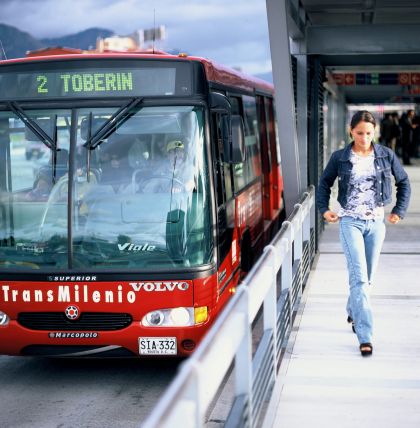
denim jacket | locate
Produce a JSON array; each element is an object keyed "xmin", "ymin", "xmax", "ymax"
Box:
[{"xmin": 317, "ymin": 143, "xmax": 411, "ymax": 219}]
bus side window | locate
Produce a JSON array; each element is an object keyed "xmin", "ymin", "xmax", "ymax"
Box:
[
  {"xmin": 231, "ymin": 95, "xmax": 260, "ymax": 191},
  {"xmin": 228, "ymin": 96, "xmax": 241, "ymax": 115},
  {"xmin": 242, "ymin": 95, "xmax": 260, "ymax": 184},
  {"xmin": 257, "ymin": 95, "xmax": 272, "ymax": 220},
  {"xmin": 228, "ymin": 96, "xmax": 245, "ymax": 192},
  {"xmin": 269, "ymin": 99, "xmax": 281, "ymax": 166},
  {"xmin": 267, "ymin": 98, "xmax": 282, "ymax": 211},
  {"xmin": 257, "ymin": 96, "xmax": 271, "ymax": 174}
]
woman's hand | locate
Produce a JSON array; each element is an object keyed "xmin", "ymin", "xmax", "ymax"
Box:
[
  {"xmin": 387, "ymin": 213, "xmax": 401, "ymax": 224},
  {"xmin": 323, "ymin": 210, "xmax": 339, "ymax": 223}
]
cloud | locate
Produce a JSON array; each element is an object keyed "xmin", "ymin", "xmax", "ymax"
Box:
[{"xmin": 0, "ymin": 0, "xmax": 272, "ymax": 75}]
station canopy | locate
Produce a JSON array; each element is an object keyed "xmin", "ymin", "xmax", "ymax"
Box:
[{"xmin": 293, "ymin": 1, "xmax": 420, "ymax": 103}]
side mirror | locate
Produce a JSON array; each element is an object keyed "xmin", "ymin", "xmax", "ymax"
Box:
[
  {"xmin": 231, "ymin": 115, "xmax": 245, "ymax": 163},
  {"xmin": 210, "ymin": 92, "xmax": 231, "ymax": 112}
]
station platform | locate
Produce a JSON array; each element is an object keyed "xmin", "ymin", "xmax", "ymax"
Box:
[{"xmin": 269, "ymin": 164, "xmax": 420, "ymax": 427}]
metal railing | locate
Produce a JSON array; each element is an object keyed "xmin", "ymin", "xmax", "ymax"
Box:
[{"xmin": 143, "ymin": 185, "xmax": 316, "ymax": 428}]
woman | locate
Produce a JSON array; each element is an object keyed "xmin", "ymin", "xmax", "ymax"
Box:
[{"xmin": 317, "ymin": 110, "xmax": 411, "ymax": 357}]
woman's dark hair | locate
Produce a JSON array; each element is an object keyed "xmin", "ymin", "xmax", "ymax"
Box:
[{"xmin": 350, "ymin": 110, "xmax": 376, "ymax": 129}]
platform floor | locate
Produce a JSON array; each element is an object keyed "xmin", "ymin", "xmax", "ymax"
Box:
[{"xmin": 270, "ymin": 163, "xmax": 420, "ymax": 428}]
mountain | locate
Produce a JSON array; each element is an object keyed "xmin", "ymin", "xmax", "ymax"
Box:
[
  {"xmin": 0, "ymin": 22, "xmax": 273, "ymax": 85},
  {"xmin": 0, "ymin": 23, "xmax": 43, "ymax": 59},
  {"xmin": 41, "ymin": 28, "xmax": 114, "ymax": 51},
  {"xmin": 0, "ymin": 23, "xmax": 114, "ymax": 59}
]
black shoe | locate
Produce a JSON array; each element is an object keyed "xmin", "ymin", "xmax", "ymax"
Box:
[{"xmin": 360, "ymin": 343, "xmax": 373, "ymax": 356}]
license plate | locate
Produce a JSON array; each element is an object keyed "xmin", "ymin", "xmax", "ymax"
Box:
[{"xmin": 139, "ymin": 337, "xmax": 177, "ymax": 355}]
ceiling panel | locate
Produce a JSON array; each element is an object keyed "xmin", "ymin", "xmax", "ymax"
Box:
[
  {"xmin": 301, "ymin": 0, "xmax": 420, "ymax": 25},
  {"xmin": 297, "ymin": 1, "xmax": 420, "ymax": 102}
]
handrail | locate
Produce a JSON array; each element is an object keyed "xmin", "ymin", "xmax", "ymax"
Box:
[{"xmin": 143, "ymin": 185, "xmax": 316, "ymax": 428}]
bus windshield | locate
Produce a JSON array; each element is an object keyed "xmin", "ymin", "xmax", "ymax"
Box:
[{"xmin": 0, "ymin": 105, "xmax": 213, "ymax": 271}]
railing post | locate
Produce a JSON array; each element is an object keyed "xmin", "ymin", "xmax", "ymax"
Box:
[
  {"xmin": 234, "ymin": 287, "xmax": 253, "ymax": 427},
  {"xmin": 280, "ymin": 221, "xmax": 294, "ymax": 332},
  {"xmin": 293, "ymin": 203, "xmax": 304, "ymax": 300},
  {"xmin": 262, "ymin": 245, "xmax": 280, "ymax": 379},
  {"xmin": 302, "ymin": 193, "xmax": 311, "ymax": 246},
  {"xmin": 309, "ymin": 185, "xmax": 316, "ymax": 259}
]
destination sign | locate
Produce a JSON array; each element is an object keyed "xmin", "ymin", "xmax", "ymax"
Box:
[
  {"xmin": 333, "ymin": 72, "xmax": 420, "ymax": 86},
  {"xmin": 0, "ymin": 62, "xmax": 191, "ymax": 100},
  {"xmin": 38, "ymin": 71, "xmax": 135, "ymax": 94},
  {"xmin": 355, "ymin": 73, "xmax": 399, "ymax": 85}
]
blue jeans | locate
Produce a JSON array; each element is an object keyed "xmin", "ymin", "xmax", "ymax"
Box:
[{"xmin": 339, "ymin": 216, "xmax": 386, "ymax": 344}]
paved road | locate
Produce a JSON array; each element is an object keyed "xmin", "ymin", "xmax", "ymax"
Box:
[{"xmin": 0, "ymin": 356, "xmax": 181, "ymax": 428}]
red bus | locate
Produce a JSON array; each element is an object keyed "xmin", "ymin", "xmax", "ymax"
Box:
[{"xmin": 0, "ymin": 52, "xmax": 284, "ymax": 357}]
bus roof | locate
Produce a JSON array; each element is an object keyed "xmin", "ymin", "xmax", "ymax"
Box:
[{"xmin": 0, "ymin": 51, "xmax": 274, "ymax": 96}]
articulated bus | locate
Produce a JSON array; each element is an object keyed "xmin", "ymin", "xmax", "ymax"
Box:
[{"xmin": 0, "ymin": 52, "xmax": 284, "ymax": 357}]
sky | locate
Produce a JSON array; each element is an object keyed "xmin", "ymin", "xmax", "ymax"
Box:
[{"xmin": 0, "ymin": 0, "xmax": 273, "ymax": 76}]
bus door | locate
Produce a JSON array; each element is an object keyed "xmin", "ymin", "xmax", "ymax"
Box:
[{"xmin": 211, "ymin": 110, "xmax": 235, "ymax": 269}]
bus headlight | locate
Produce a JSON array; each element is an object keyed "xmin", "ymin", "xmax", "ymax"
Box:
[
  {"xmin": 169, "ymin": 307, "xmax": 191, "ymax": 326},
  {"xmin": 0, "ymin": 311, "xmax": 10, "ymax": 326},
  {"xmin": 142, "ymin": 307, "xmax": 208, "ymax": 327},
  {"xmin": 144, "ymin": 310, "xmax": 165, "ymax": 326}
]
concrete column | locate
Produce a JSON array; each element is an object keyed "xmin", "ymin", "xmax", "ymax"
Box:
[
  {"xmin": 266, "ymin": 0, "xmax": 302, "ymax": 216},
  {"xmin": 296, "ymin": 53, "xmax": 308, "ymax": 190}
]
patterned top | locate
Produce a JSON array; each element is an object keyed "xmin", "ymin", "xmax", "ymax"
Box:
[{"xmin": 338, "ymin": 150, "xmax": 384, "ymax": 220}]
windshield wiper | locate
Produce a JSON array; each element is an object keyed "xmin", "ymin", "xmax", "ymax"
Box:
[
  {"xmin": 84, "ymin": 97, "xmax": 143, "ymax": 150},
  {"xmin": 7, "ymin": 101, "xmax": 57, "ymax": 151},
  {"xmin": 8, "ymin": 102, "xmax": 62, "ymax": 182}
]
